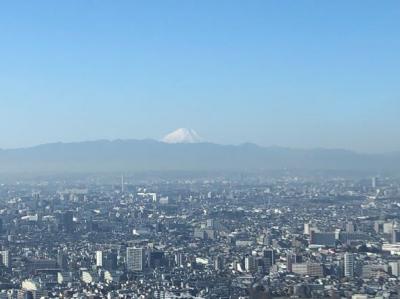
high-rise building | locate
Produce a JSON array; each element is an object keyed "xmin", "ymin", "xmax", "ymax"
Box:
[
  {"xmin": 286, "ymin": 254, "xmax": 293, "ymax": 273},
  {"xmin": 310, "ymin": 231, "xmax": 336, "ymax": 247},
  {"xmin": 344, "ymin": 253, "xmax": 355, "ymax": 278},
  {"xmin": 372, "ymin": 177, "xmax": 378, "ymax": 189},
  {"xmin": 106, "ymin": 250, "xmax": 118, "ymax": 270},
  {"xmin": 286, "ymin": 251, "xmax": 302, "ymax": 273},
  {"xmin": 206, "ymin": 219, "xmax": 214, "ymax": 228},
  {"xmin": 214, "ymin": 255, "xmax": 224, "ymax": 271},
  {"xmin": 262, "ymin": 249, "xmax": 275, "ymax": 272},
  {"xmin": 374, "ymin": 221, "xmax": 384, "ymax": 234},
  {"xmin": 307, "ymin": 263, "xmax": 324, "ymax": 277},
  {"xmin": 292, "ymin": 262, "xmax": 324, "ymax": 277},
  {"xmin": 148, "ymin": 251, "xmax": 165, "ymax": 268},
  {"xmin": 389, "ymin": 261, "xmax": 400, "ymax": 277},
  {"xmin": 346, "ymin": 222, "xmax": 355, "ymax": 233},
  {"xmin": 244, "ymin": 256, "xmax": 256, "ymax": 272},
  {"xmin": 174, "ymin": 253, "xmax": 183, "ymax": 267},
  {"xmin": 126, "ymin": 247, "xmax": 145, "ymax": 272},
  {"xmin": 0, "ymin": 250, "xmax": 10, "ymax": 268},
  {"xmin": 383, "ymin": 222, "xmax": 394, "ymax": 234},
  {"xmin": 96, "ymin": 251, "xmax": 104, "ymax": 267},
  {"xmin": 263, "ymin": 249, "xmax": 275, "ymax": 265},
  {"xmin": 57, "ymin": 250, "xmax": 67, "ymax": 270},
  {"xmin": 61, "ymin": 211, "xmax": 74, "ymax": 233},
  {"xmin": 392, "ymin": 229, "xmax": 400, "ymax": 244},
  {"xmin": 304, "ymin": 223, "xmax": 311, "ymax": 235}
]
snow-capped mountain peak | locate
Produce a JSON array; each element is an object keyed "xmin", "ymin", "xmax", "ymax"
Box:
[{"xmin": 162, "ymin": 128, "xmax": 203, "ymax": 144}]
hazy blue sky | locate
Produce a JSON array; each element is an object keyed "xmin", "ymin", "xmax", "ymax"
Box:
[{"xmin": 0, "ymin": 1, "xmax": 399, "ymax": 152}]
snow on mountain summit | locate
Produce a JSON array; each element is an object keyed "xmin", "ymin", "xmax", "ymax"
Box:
[{"xmin": 162, "ymin": 128, "xmax": 204, "ymax": 144}]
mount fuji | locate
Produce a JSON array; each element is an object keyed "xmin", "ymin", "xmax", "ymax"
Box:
[{"xmin": 162, "ymin": 128, "xmax": 204, "ymax": 144}]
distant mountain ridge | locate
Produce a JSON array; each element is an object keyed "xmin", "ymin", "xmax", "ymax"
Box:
[{"xmin": 0, "ymin": 139, "xmax": 398, "ymax": 173}]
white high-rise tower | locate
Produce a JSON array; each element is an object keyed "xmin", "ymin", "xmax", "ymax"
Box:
[
  {"xmin": 96, "ymin": 250, "xmax": 104, "ymax": 267},
  {"xmin": 344, "ymin": 253, "xmax": 355, "ymax": 278}
]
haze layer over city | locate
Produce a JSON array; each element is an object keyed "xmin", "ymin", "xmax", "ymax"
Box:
[{"xmin": 0, "ymin": 1, "xmax": 400, "ymax": 299}]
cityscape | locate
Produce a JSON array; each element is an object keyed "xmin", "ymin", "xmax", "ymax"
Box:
[
  {"xmin": 0, "ymin": 173, "xmax": 400, "ymax": 298},
  {"xmin": 1, "ymin": 1, "xmax": 400, "ymax": 298}
]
